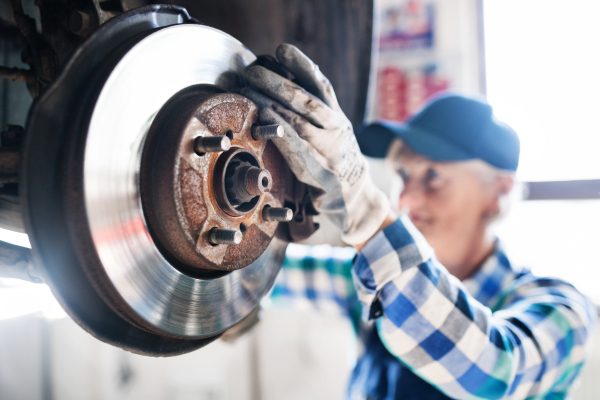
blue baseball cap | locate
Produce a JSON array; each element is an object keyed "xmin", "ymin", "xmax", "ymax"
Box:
[{"xmin": 357, "ymin": 93, "xmax": 520, "ymax": 171}]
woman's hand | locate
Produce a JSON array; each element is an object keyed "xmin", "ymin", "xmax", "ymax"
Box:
[{"xmin": 242, "ymin": 44, "xmax": 392, "ymax": 245}]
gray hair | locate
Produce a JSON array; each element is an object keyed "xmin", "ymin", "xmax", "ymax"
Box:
[{"xmin": 461, "ymin": 159, "xmax": 523, "ymax": 223}]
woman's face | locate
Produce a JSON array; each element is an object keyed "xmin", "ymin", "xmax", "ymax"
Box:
[{"xmin": 393, "ymin": 146, "xmax": 505, "ymax": 275}]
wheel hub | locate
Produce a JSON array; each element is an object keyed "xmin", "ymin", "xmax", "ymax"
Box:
[{"xmin": 140, "ymin": 86, "xmax": 286, "ymax": 273}]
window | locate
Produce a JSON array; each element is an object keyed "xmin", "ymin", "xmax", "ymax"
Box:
[
  {"xmin": 484, "ymin": 0, "xmax": 600, "ymax": 304},
  {"xmin": 484, "ymin": 0, "xmax": 600, "ymax": 182}
]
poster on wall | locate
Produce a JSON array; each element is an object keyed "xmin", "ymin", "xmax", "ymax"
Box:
[
  {"xmin": 379, "ymin": 0, "xmax": 434, "ymax": 51},
  {"xmin": 377, "ymin": 64, "xmax": 449, "ymax": 121},
  {"xmin": 373, "ymin": 0, "xmax": 448, "ymax": 122},
  {"xmin": 368, "ymin": 0, "xmax": 484, "ymax": 124}
]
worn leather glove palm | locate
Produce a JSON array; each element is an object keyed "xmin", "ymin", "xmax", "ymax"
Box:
[{"xmin": 241, "ymin": 44, "xmax": 391, "ymax": 245}]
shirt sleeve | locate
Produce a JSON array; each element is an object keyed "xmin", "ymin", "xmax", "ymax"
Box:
[
  {"xmin": 270, "ymin": 244, "xmax": 362, "ymax": 331},
  {"xmin": 352, "ymin": 215, "xmax": 597, "ymax": 399}
]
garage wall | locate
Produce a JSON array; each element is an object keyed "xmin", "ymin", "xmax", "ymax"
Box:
[{"xmin": 0, "ymin": 308, "xmax": 355, "ymax": 400}]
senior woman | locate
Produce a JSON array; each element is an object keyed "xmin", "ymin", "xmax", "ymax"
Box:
[{"xmin": 242, "ymin": 44, "xmax": 596, "ymax": 400}]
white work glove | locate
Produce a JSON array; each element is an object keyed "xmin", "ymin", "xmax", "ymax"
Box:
[{"xmin": 241, "ymin": 44, "xmax": 391, "ymax": 245}]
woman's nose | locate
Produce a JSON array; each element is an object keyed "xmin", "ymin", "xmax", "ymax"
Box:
[{"xmin": 399, "ymin": 183, "xmax": 425, "ymax": 210}]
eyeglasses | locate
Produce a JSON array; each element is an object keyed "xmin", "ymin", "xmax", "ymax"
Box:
[{"xmin": 397, "ymin": 166, "xmax": 446, "ymax": 195}]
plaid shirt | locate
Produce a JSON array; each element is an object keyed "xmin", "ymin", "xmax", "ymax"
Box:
[
  {"xmin": 270, "ymin": 243, "xmax": 362, "ymax": 331},
  {"xmin": 271, "ymin": 215, "xmax": 596, "ymax": 399}
]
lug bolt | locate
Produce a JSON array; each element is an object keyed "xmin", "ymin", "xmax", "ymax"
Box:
[
  {"xmin": 209, "ymin": 228, "xmax": 243, "ymax": 245},
  {"xmin": 245, "ymin": 167, "xmax": 273, "ymax": 196},
  {"xmin": 262, "ymin": 206, "xmax": 293, "ymax": 222},
  {"xmin": 194, "ymin": 135, "xmax": 231, "ymax": 155},
  {"xmin": 251, "ymin": 124, "xmax": 284, "ymax": 140}
]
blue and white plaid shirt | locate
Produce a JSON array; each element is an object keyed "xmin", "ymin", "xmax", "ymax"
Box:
[{"xmin": 271, "ymin": 215, "xmax": 596, "ymax": 399}]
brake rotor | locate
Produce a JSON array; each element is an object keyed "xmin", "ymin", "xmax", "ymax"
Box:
[{"xmin": 22, "ymin": 6, "xmax": 288, "ymax": 355}]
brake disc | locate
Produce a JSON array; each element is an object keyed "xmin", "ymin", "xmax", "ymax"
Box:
[{"xmin": 22, "ymin": 6, "xmax": 288, "ymax": 355}]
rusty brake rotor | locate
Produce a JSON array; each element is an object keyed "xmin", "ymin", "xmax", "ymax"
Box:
[{"xmin": 23, "ymin": 7, "xmax": 291, "ymax": 354}]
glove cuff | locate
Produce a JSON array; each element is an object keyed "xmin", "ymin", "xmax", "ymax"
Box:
[{"xmin": 341, "ymin": 181, "xmax": 392, "ymax": 245}]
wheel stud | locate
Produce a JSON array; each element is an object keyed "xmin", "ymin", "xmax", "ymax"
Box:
[
  {"xmin": 251, "ymin": 124, "xmax": 284, "ymax": 140},
  {"xmin": 194, "ymin": 135, "xmax": 231, "ymax": 155},
  {"xmin": 262, "ymin": 206, "xmax": 293, "ymax": 222},
  {"xmin": 209, "ymin": 228, "xmax": 243, "ymax": 245}
]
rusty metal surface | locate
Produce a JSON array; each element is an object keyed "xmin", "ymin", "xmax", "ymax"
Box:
[
  {"xmin": 141, "ymin": 88, "xmax": 286, "ymax": 272},
  {"xmin": 2, "ymin": 0, "xmax": 131, "ymax": 97},
  {"xmin": 0, "ymin": 65, "xmax": 33, "ymax": 83},
  {"xmin": 188, "ymin": 93, "xmax": 283, "ymax": 266}
]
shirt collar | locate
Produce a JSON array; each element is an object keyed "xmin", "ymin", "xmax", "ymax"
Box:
[{"xmin": 461, "ymin": 242, "xmax": 519, "ymax": 309}]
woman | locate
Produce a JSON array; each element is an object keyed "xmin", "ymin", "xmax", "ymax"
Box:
[{"xmin": 242, "ymin": 44, "xmax": 596, "ymax": 400}]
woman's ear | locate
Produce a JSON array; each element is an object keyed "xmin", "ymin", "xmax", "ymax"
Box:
[
  {"xmin": 496, "ymin": 175, "xmax": 514, "ymax": 197},
  {"xmin": 484, "ymin": 175, "xmax": 514, "ymax": 219}
]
